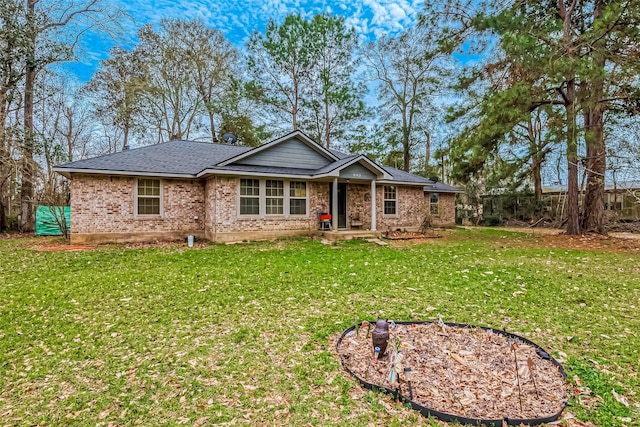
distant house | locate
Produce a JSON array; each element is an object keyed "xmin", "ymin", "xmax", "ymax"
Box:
[
  {"xmin": 54, "ymin": 130, "xmax": 463, "ymax": 244},
  {"xmin": 542, "ymin": 182, "xmax": 640, "ymax": 221},
  {"xmin": 480, "ymin": 182, "xmax": 640, "ymax": 223}
]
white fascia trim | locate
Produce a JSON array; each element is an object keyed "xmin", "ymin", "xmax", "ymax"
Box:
[
  {"xmin": 198, "ymin": 169, "xmax": 314, "ymax": 179},
  {"xmin": 217, "ymin": 130, "xmax": 339, "ymax": 166},
  {"xmin": 376, "ymin": 180, "xmax": 434, "ymax": 186},
  {"xmin": 52, "ymin": 167, "xmax": 196, "ymax": 179},
  {"xmin": 312, "ymin": 155, "xmax": 392, "ymax": 180}
]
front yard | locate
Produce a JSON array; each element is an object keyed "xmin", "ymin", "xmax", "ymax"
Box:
[{"xmin": 0, "ymin": 229, "xmax": 638, "ymax": 426}]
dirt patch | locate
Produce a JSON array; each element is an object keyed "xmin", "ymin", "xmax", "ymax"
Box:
[
  {"xmin": 337, "ymin": 322, "xmax": 567, "ymax": 422},
  {"xmin": 496, "ymin": 228, "xmax": 640, "ymax": 253},
  {"xmin": 382, "ymin": 230, "xmax": 443, "ymax": 240},
  {"xmin": 448, "ymin": 226, "xmax": 640, "ymax": 253},
  {"xmin": 35, "ymin": 245, "xmax": 96, "ymax": 252}
]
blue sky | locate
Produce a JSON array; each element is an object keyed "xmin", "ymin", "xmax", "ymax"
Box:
[{"xmin": 69, "ymin": 0, "xmax": 425, "ymax": 81}]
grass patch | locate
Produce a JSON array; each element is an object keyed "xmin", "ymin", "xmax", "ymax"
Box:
[{"xmin": 0, "ymin": 230, "xmax": 638, "ymax": 425}]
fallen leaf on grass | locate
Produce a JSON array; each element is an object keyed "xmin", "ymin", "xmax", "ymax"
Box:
[{"xmin": 611, "ymin": 389, "xmax": 629, "ymax": 406}]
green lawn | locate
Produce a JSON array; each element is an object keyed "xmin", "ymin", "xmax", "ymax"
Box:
[{"xmin": 0, "ymin": 230, "xmax": 638, "ymax": 426}]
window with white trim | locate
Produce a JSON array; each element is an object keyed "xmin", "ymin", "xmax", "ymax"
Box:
[
  {"xmin": 240, "ymin": 178, "xmax": 260, "ymax": 215},
  {"xmin": 137, "ymin": 179, "xmax": 161, "ymax": 215},
  {"xmin": 265, "ymin": 180, "xmax": 284, "ymax": 215},
  {"xmin": 430, "ymin": 193, "xmax": 439, "ymax": 215},
  {"xmin": 289, "ymin": 181, "xmax": 307, "ymax": 215},
  {"xmin": 383, "ymin": 185, "xmax": 397, "ymax": 215}
]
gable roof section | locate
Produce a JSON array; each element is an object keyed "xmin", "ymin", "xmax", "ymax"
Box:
[
  {"xmin": 218, "ymin": 130, "xmax": 339, "ymax": 167},
  {"xmin": 52, "ymin": 132, "xmax": 463, "ymax": 193},
  {"xmin": 53, "ymin": 140, "xmax": 251, "ymax": 178},
  {"xmin": 312, "ymin": 155, "xmax": 392, "ymax": 180}
]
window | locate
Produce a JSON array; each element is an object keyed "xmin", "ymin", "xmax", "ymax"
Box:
[
  {"xmin": 137, "ymin": 179, "xmax": 161, "ymax": 215},
  {"xmin": 240, "ymin": 179, "xmax": 260, "ymax": 215},
  {"xmin": 430, "ymin": 193, "xmax": 439, "ymax": 215},
  {"xmin": 384, "ymin": 185, "xmax": 397, "ymax": 215},
  {"xmin": 238, "ymin": 179, "xmax": 309, "ymax": 217},
  {"xmin": 265, "ymin": 180, "xmax": 284, "ymax": 215},
  {"xmin": 289, "ymin": 181, "xmax": 307, "ymax": 215}
]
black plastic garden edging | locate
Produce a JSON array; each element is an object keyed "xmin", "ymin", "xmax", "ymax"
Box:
[{"xmin": 336, "ymin": 321, "xmax": 567, "ymax": 427}]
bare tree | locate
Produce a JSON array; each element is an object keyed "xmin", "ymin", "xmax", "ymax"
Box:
[
  {"xmin": 17, "ymin": 0, "xmax": 124, "ymax": 231},
  {"xmin": 364, "ymin": 27, "xmax": 445, "ymax": 172}
]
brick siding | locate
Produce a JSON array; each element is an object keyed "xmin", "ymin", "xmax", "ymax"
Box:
[
  {"xmin": 70, "ymin": 174, "xmax": 457, "ymax": 242},
  {"xmin": 70, "ymin": 175, "xmax": 204, "ymax": 234}
]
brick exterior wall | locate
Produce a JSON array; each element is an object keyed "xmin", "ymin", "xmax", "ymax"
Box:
[
  {"xmin": 428, "ymin": 192, "xmax": 457, "ymax": 226},
  {"xmin": 70, "ymin": 174, "xmax": 457, "ymax": 243},
  {"xmin": 70, "ymin": 175, "xmax": 204, "ymax": 237},
  {"xmin": 377, "ymin": 185, "xmax": 427, "ymax": 231},
  {"xmin": 346, "ymin": 183, "xmax": 370, "ymax": 228},
  {"xmin": 205, "ymin": 178, "xmax": 329, "ymax": 239}
]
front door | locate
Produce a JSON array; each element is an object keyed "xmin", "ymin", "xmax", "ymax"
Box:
[{"xmin": 329, "ymin": 183, "xmax": 347, "ymax": 229}]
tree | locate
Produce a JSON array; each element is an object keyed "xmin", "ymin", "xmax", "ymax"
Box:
[
  {"xmin": 136, "ymin": 21, "xmax": 203, "ymax": 142},
  {"xmin": 15, "ymin": 0, "xmax": 123, "ymax": 231},
  {"xmin": 364, "ymin": 26, "xmax": 445, "ymax": 172},
  {"xmin": 84, "ymin": 46, "xmax": 146, "ymax": 151},
  {"xmin": 0, "ymin": 0, "xmax": 28, "ymax": 231},
  {"xmin": 425, "ymin": 0, "xmax": 640, "ymax": 235},
  {"xmin": 177, "ymin": 19, "xmax": 239, "ymax": 143},
  {"xmin": 247, "ymin": 14, "xmax": 314, "ymax": 131},
  {"xmin": 37, "ymin": 73, "xmax": 94, "ymax": 199},
  {"xmin": 303, "ymin": 14, "xmax": 366, "ymax": 149}
]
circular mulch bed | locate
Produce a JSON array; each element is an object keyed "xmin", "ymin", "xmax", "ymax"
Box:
[{"xmin": 337, "ymin": 321, "xmax": 568, "ymax": 426}]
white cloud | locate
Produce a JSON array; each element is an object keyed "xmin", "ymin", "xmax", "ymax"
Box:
[{"xmin": 72, "ymin": 0, "xmax": 425, "ymax": 81}]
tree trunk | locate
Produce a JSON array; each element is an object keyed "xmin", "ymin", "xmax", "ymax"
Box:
[
  {"xmin": 565, "ymin": 78, "xmax": 580, "ymax": 235},
  {"xmin": 122, "ymin": 124, "xmax": 129, "ymax": 151},
  {"xmin": 580, "ymin": 2, "xmax": 606, "ymax": 235},
  {"xmin": 532, "ymin": 156, "xmax": 542, "ymax": 201},
  {"xmin": 0, "ymin": 88, "xmax": 9, "ymax": 232},
  {"xmin": 425, "ymin": 131, "xmax": 431, "ymax": 176},
  {"xmin": 324, "ymin": 97, "xmax": 330, "ymax": 149},
  {"xmin": 207, "ymin": 109, "xmax": 218, "ymax": 143},
  {"xmin": 559, "ymin": 0, "xmax": 580, "ymax": 235},
  {"xmin": 20, "ymin": 0, "xmax": 37, "ymax": 232}
]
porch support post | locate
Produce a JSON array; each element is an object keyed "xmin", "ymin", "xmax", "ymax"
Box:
[
  {"xmin": 370, "ymin": 180, "xmax": 377, "ymax": 231},
  {"xmin": 332, "ymin": 178, "xmax": 338, "ymax": 230}
]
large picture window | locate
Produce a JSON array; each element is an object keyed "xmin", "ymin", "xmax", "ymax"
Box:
[
  {"xmin": 240, "ymin": 179, "xmax": 260, "ymax": 215},
  {"xmin": 137, "ymin": 179, "xmax": 161, "ymax": 215},
  {"xmin": 238, "ymin": 179, "xmax": 309, "ymax": 217},
  {"xmin": 289, "ymin": 181, "xmax": 307, "ymax": 215},
  {"xmin": 383, "ymin": 185, "xmax": 397, "ymax": 215},
  {"xmin": 265, "ymin": 180, "xmax": 284, "ymax": 215}
]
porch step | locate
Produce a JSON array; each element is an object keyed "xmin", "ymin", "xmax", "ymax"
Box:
[
  {"xmin": 366, "ymin": 238, "xmax": 388, "ymax": 246},
  {"xmin": 321, "ymin": 230, "xmax": 381, "ymax": 242}
]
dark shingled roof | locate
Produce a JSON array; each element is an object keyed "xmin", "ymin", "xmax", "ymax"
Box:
[
  {"xmin": 55, "ymin": 138, "xmax": 463, "ymax": 193},
  {"xmin": 381, "ymin": 166, "xmax": 433, "ymax": 184},
  {"xmin": 55, "ymin": 140, "xmax": 251, "ymax": 176},
  {"xmin": 428, "ymin": 182, "xmax": 465, "ymax": 193}
]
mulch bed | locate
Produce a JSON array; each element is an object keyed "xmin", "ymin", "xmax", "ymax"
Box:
[{"xmin": 337, "ymin": 322, "xmax": 568, "ymax": 422}]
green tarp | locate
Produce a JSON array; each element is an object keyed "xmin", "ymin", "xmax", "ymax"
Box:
[{"xmin": 35, "ymin": 206, "xmax": 71, "ymax": 236}]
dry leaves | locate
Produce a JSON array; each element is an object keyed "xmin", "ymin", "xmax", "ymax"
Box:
[{"xmin": 338, "ymin": 323, "xmax": 568, "ymax": 420}]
